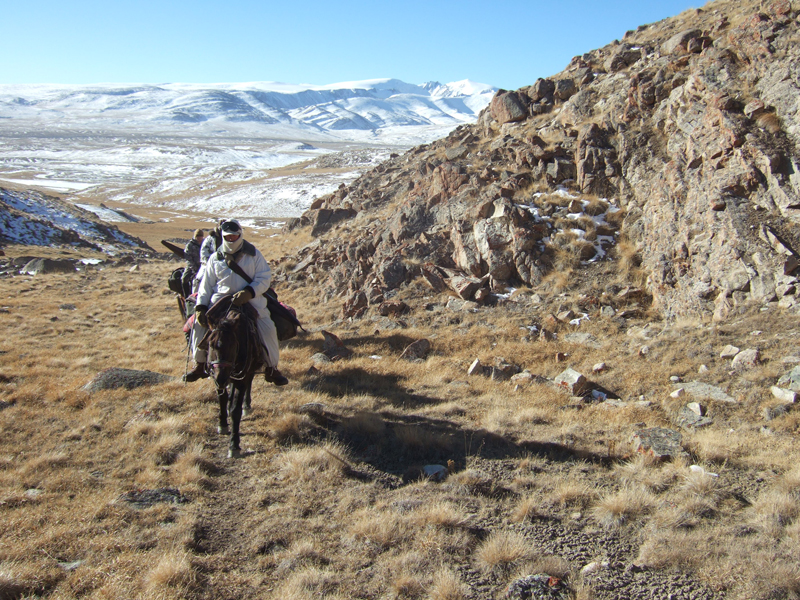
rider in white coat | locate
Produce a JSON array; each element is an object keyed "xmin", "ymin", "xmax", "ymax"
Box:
[{"xmin": 184, "ymin": 219, "xmax": 287, "ymax": 386}]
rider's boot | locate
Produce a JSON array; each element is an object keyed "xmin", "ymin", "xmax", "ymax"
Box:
[
  {"xmin": 264, "ymin": 366, "xmax": 289, "ymax": 386},
  {"xmin": 184, "ymin": 362, "xmax": 209, "ymax": 382}
]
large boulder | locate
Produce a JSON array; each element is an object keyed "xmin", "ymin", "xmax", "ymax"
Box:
[
  {"xmin": 490, "ymin": 91, "xmax": 529, "ymax": 124},
  {"xmin": 20, "ymin": 258, "xmax": 76, "ymax": 275}
]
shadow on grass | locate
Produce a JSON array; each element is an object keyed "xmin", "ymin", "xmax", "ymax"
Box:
[
  {"xmin": 297, "ymin": 404, "xmax": 607, "ymax": 485},
  {"xmin": 301, "ymin": 366, "xmax": 442, "ymax": 409},
  {"xmin": 283, "ymin": 331, "xmax": 423, "ymax": 356}
]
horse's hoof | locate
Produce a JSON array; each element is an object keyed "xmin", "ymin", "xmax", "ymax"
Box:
[
  {"xmin": 228, "ymin": 448, "xmax": 242, "ymax": 459},
  {"xmin": 217, "ymin": 425, "xmax": 229, "ymax": 435},
  {"xmin": 242, "ymin": 406, "xmax": 252, "ymax": 418}
]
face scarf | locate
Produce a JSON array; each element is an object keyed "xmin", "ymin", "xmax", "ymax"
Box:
[
  {"xmin": 222, "ymin": 235, "xmax": 244, "ymax": 254},
  {"xmin": 220, "ymin": 220, "xmax": 244, "ymax": 254}
]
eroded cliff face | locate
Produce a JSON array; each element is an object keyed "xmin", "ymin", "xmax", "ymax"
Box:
[{"xmin": 285, "ymin": 0, "xmax": 800, "ymax": 321}]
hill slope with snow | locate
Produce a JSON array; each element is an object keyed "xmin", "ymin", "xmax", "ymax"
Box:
[{"xmin": 0, "ymin": 79, "xmax": 496, "ymax": 138}]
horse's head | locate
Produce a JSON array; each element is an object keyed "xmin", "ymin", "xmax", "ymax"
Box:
[{"xmin": 207, "ymin": 311, "xmax": 242, "ymax": 388}]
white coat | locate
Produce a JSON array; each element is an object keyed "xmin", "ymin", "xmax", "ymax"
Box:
[{"xmin": 191, "ymin": 241, "xmax": 279, "ymax": 367}]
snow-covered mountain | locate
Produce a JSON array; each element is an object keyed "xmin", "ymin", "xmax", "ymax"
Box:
[
  {"xmin": 0, "ymin": 78, "xmax": 497, "ymax": 222},
  {"xmin": 0, "ymin": 78, "xmax": 496, "ymax": 138}
]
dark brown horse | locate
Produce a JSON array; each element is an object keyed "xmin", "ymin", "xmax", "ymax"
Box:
[{"xmin": 206, "ymin": 300, "xmax": 265, "ymax": 458}]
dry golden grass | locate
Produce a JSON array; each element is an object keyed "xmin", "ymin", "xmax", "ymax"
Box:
[
  {"xmin": 426, "ymin": 568, "xmax": 468, "ymax": 600},
  {"xmin": 3, "ymin": 223, "xmax": 800, "ymax": 600},
  {"xmin": 475, "ymin": 531, "xmax": 532, "ymax": 571},
  {"xmin": 591, "ymin": 486, "xmax": 656, "ymax": 528},
  {"xmin": 756, "ymin": 112, "xmax": 782, "ymax": 134}
]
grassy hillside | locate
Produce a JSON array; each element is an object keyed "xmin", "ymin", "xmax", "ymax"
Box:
[{"xmin": 1, "ymin": 231, "xmax": 800, "ymax": 599}]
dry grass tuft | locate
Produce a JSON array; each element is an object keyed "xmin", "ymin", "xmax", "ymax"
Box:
[
  {"xmin": 278, "ymin": 566, "xmax": 340, "ymax": 599},
  {"xmin": 391, "ymin": 574, "xmax": 425, "ymax": 598},
  {"xmin": 752, "ymin": 490, "xmax": 800, "ymax": 534},
  {"xmin": 613, "ymin": 237, "xmax": 644, "ymax": 284},
  {"xmin": 541, "ymin": 269, "xmax": 572, "ymax": 293},
  {"xmin": 350, "ymin": 509, "xmax": 410, "ymax": 550},
  {"xmin": 550, "ymin": 481, "xmax": 598, "ymax": 507},
  {"xmin": 146, "ymin": 552, "xmax": 197, "ymax": 593},
  {"xmin": 615, "ymin": 454, "xmax": 679, "ymax": 493},
  {"xmin": 278, "ymin": 442, "xmax": 352, "ymax": 482},
  {"xmin": 270, "ymin": 413, "xmax": 311, "ymax": 444},
  {"xmin": 512, "ymin": 495, "xmax": 541, "ymax": 522},
  {"xmin": 756, "ymin": 111, "xmax": 782, "ymax": 134},
  {"xmin": 591, "ymin": 486, "xmax": 655, "ymax": 527},
  {"xmin": 583, "ymin": 197, "xmax": 610, "ymax": 217},
  {"xmin": 412, "ymin": 501, "xmax": 467, "ymax": 529},
  {"xmin": 150, "ymin": 432, "xmax": 186, "ymax": 465},
  {"xmin": 427, "ymin": 568, "xmax": 468, "ymax": 600},
  {"xmin": 475, "ymin": 531, "xmax": 531, "ymax": 571}
]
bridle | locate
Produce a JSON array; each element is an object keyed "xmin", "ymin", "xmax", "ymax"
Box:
[{"xmin": 208, "ymin": 305, "xmax": 256, "ymax": 382}]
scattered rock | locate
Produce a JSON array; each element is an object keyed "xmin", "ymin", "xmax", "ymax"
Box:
[
  {"xmin": 676, "ymin": 405, "xmax": 713, "ymax": 429},
  {"xmin": 379, "ymin": 300, "xmax": 409, "ymax": 316},
  {"xmin": 311, "ymin": 353, "xmax": 332, "ymax": 364},
  {"xmin": 731, "ymin": 348, "xmax": 760, "ymax": 370},
  {"xmin": 581, "ymin": 561, "xmax": 609, "ymax": 575},
  {"xmin": 468, "ymin": 358, "xmax": 485, "ymax": 376},
  {"xmin": 763, "ymin": 404, "xmax": 791, "ymax": 421},
  {"xmin": 777, "ymin": 366, "xmax": 800, "ymax": 392},
  {"xmin": 321, "ymin": 330, "xmax": 353, "ymax": 360},
  {"xmin": 720, "ymin": 345, "xmax": 740, "ymax": 359},
  {"xmin": 510, "ymin": 371, "xmax": 535, "ymax": 385},
  {"xmin": 557, "ymin": 310, "xmax": 575, "ymax": 323},
  {"xmin": 680, "ymin": 381, "xmax": 736, "ymax": 403},
  {"xmin": 58, "ymin": 560, "xmax": 83, "ymax": 572},
  {"xmin": 592, "ymin": 362, "xmax": 606, "ymax": 373},
  {"xmin": 20, "ymin": 258, "xmax": 76, "ymax": 275},
  {"xmin": 562, "ymin": 332, "xmax": 602, "ymax": 349},
  {"xmin": 83, "ymin": 368, "xmax": 174, "ymax": 393},
  {"xmin": 298, "ymin": 402, "xmax": 327, "ymax": 415},
  {"xmin": 118, "ymin": 487, "xmax": 188, "ymax": 509},
  {"xmin": 422, "ymin": 465, "xmax": 448, "ymax": 481},
  {"xmin": 554, "ymin": 368, "xmax": 588, "ymax": 395},
  {"xmin": 400, "ymin": 339, "xmax": 431, "ymax": 361},
  {"xmin": 446, "ymin": 298, "xmax": 466, "ymax": 311},
  {"xmin": 59, "ymin": 303, "xmax": 77, "ymax": 310},
  {"xmin": 342, "ymin": 291, "xmax": 368, "ymax": 319},
  {"xmin": 686, "ymin": 402, "xmax": 705, "ymax": 416},
  {"xmin": 504, "ymin": 573, "xmax": 570, "ymax": 600},
  {"xmin": 771, "ymin": 386, "xmax": 797, "ymax": 403},
  {"xmin": 670, "ymin": 388, "xmax": 685, "ymax": 399},
  {"xmin": 631, "ymin": 427, "xmax": 684, "ymax": 459}
]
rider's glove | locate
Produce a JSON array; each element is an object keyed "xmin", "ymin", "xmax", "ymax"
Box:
[
  {"xmin": 231, "ymin": 287, "xmax": 255, "ymax": 306},
  {"xmin": 195, "ymin": 305, "xmax": 208, "ymax": 328}
]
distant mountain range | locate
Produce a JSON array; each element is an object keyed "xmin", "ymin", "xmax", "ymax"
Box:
[{"xmin": 0, "ymin": 78, "xmax": 497, "ymax": 138}]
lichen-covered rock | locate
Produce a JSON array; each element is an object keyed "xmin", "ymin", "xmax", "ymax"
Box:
[{"xmin": 83, "ymin": 368, "xmax": 174, "ymax": 393}]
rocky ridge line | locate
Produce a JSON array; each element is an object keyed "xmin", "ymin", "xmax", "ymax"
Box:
[{"xmin": 283, "ymin": 0, "xmax": 800, "ymax": 322}]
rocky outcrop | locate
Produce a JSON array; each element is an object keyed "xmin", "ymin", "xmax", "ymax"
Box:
[{"xmin": 284, "ymin": 0, "xmax": 800, "ymax": 321}]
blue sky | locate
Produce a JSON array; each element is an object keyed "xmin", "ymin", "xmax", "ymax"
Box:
[{"xmin": 4, "ymin": 0, "xmax": 702, "ymax": 90}]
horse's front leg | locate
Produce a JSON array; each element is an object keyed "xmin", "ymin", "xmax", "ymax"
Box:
[
  {"xmin": 242, "ymin": 386, "xmax": 252, "ymax": 417},
  {"xmin": 217, "ymin": 385, "xmax": 229, "ymax": 435},
  {"xmin": 228, "ymin": 381, "xmax": 244, "ymax": 458}
]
